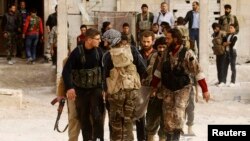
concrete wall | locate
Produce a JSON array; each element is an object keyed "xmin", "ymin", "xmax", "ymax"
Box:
[
  {"xmin": 51, "ymin": 0, "xmax": 250, "ymax": 59},
  {"xmin": 118, "ymin": 0, "xmax": 164, "ymax": 13}
]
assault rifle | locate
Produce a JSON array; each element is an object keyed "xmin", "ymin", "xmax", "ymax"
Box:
[{"xmin": 51, "ymin": 97, "xmax": 68, "ymax": 133}]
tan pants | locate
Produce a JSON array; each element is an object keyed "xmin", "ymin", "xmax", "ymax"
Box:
[{"xmin": 67, "ymin": 100, "xmax": 81, "ymax": 141}]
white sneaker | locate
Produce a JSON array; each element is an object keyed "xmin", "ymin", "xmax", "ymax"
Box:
[
  {"xmin": 27, "ymin": 58, "xmax": 32, "ymax": 64},
  {"xmin": 218, "ymin": 83, "xmax": 226, "ymax": 87},
  {"xmin": 8, "ymin": 60, "xmax": 14, "ymax": 65},
  {"xmin": 228, "ymin": 83, "xmax": 235, "ymax": 87}
]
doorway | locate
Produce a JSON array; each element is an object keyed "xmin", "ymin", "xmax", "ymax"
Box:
[{"xmin": 0, "ymin": 0, "xmax": 44, "ymax": 57}]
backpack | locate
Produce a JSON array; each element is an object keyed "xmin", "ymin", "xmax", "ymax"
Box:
[
  {"xmin": 106, "ymin": 45, "xmax": 141, "ymax": 94},
  {"xmin": 27, "ymin": 16, "xmax": 40, "ymax": 32}
]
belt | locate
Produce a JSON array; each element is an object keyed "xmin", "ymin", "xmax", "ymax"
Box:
[{"xmin": 191, "ymin": 28, "xmax": 199, "ymax": 30}]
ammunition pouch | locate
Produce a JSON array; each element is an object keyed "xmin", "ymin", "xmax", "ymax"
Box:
[{"xmin": 72, "ymin": 67, "xmax": 102, "ymax": 88}]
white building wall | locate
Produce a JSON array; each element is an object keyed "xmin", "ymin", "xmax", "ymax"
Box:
[
  {"xmin": 118, "ymin": 0, "xmax": 164, "ymax": 13},
  {"xmin": 51, "ymin": 0, "xmax": 250, "ymax": 58}
]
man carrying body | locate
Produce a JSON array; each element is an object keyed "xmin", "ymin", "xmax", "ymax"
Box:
[
  {"xmin": 151, "ymin": 29, "xmax": 210, "ymax": 141},
  {"xmin": 102, "ymin": 29, "xmax": 146, "ymax": 141},
  {"xmin": 140, "ymin": 34, "xmax": 167, "ymax": 141}
]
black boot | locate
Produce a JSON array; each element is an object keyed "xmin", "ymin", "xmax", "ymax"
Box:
[{"xmin": 166, "ymin": 131, "xmax": 180, "ymax": 141}]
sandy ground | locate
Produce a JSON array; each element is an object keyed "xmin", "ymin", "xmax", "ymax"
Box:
[{"xmin": 0, "ymin": 58, "xmax": 250, "ymax": 141}]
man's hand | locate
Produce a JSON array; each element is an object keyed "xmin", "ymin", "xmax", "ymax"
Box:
[
  {"xmin": 3, "ymin": 32, "xmax": 8, "ymax": 38},
  {"xmin": 102, "ymin": 91, "xmax": 107, "ymax": 103},
  {"xmin": 202, "ymin": 91, "xmax": 210, "ymax": 102},
  {"xmin": 66, "ymin": 88, "xmax": 76, "ymax": 101},
  {"xmin": 22, "ymin": 34, "xmax": 25, "ymax": 39},
  {"xmin": 150, "ymin": 88, "xmax": 157, "ymax": 97}
]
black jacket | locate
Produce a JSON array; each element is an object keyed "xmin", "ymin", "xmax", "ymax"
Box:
[
  {"xmin": 46, "ymin": 12, "xmax": 57, "ymax": 30},
  {"xmin": 62, "ymin": 45, "xmax": 103, "ymax": 90},
  {"xmin": 184, "ymin": 10, "xmax": 195, "ymax": 29},
  {"xmin": 1, "ymin": 13, "xmax": 18, "ymax": 33}
]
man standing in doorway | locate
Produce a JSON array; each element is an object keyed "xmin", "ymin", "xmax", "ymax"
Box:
[
  {"xmin": 44, "ymin": 5, "xmax": 57, "ymax": 62},
  {"xmin": 1, "ymin": 4, "xmax": 18, "ymax": 65},
  {"xmin": 184, "ymin": 1, "xmax": 200, "ymax": 57}
]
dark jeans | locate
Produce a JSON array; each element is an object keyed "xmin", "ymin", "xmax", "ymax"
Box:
[
  {"xmin": 25, "ymin": 34, "xmax": 39, "ymax": 60},
  {"xmin": 216, "ymin": 54, "xmax": 227, "ymax": 83},
  {"xmin": 136, "ymin": 116, "xmax": 146, "ymax": 141},
  {"xmin": 75, "ymin": 88, "xmax": 105, "ymax": 141},
  {"xmin": 146, "ymin": 97, "xmax": 165, "ymax": 138},
  {"xmin": 224, "ymin": 49, "xmax": 237, "ymax": 83},
  {"xmin": 189, "ymin": 28, "xmax": 199, "ymax": 57}
]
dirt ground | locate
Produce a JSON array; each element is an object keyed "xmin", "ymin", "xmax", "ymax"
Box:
[{"xmin": 0, "ymin": 58, "xmax": 250, "ymax": 141}]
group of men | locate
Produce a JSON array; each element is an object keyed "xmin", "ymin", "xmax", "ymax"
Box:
[
  {"xmin": 59, "ymin": 2, "xmax": 213, "ymax": 141},
  {"xmin": 211, "ymin": 4, "xmax": 239, "ymax": 87},
  {"xmin": 1, "ymin": 1, "xmax": 44, "ymax": 65}
]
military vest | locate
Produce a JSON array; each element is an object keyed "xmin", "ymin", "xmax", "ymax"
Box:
[
  {"xmin": 72, "ymin": 45, "xmax": 102, "ymax": 89},
  {"xmin": 162, "ymin": 47, "xmax": 190, "ymax": 91},
  {"xmin": 220, "ymin": 15, "xmax": 237, "ymax": 33}
]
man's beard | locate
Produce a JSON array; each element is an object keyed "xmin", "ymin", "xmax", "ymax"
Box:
[
  {"xmin": 225, "ymin": 11, "xmax": 230, "ymax": 15},
  {"xmin": 168, "ymin": 42, "xmax": 177, "ymax": 52},
  {"xmin": 142, "ymin": 45, "xmax": 152, "ymax": 51}
]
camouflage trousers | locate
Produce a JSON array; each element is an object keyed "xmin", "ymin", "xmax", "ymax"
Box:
[
  {"xmin": 162, "ymin": 86, "xmax": 191, "ymax": 134},
  {"xmin": 3, "ymin": 32, "xmax": 17, "ymax": 60},
  {"xmin": 44, "ymin": 43, "xmax": 51, "ymax": 60},
  {"xmin": 108, "ymin": 89, "xmax": 139, "ymax": 141},
  {"xmin": 146, "ymin": 96, "xmax": 166, "ymax": 139}
]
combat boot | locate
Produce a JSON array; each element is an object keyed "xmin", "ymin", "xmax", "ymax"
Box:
[
  {"xmin": 188, "ymin": 125, "xmax": 195, "ymax": 136},
  {"xmin": 147, "ymin": 134, "xmax": 155, "ymax": 141}
]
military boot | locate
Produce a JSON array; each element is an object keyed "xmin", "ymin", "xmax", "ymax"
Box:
[
  {"xmin": 166, "ymin": 132, "xmax": 180, "ymax": 141},
  {"xmin": 147, "ymin": 134, "xmax": 154, "ymax": 141}
]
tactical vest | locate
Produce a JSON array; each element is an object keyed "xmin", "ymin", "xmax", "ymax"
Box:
[
  {"xmin": 106, "ymin": 45, "xmax": 141, "ymax": 94},
  {"xmin": 72, "ymin": 45, "xmax": 102, "ymax": 89},
  {"xmin": 162, "ymin": 47, "xmax": 190, "ymax": 91},
  {"xmin": 221, "ymin": 15, "xmax": 236, "ymax": 33},
  {"xmin": 138, "ymin": 13, "xmax": 152, "ymax": 30}
]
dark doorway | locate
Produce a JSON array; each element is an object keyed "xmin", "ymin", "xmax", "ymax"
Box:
[
  {"xmin": 19, "ymin": 0, "xmax": 44, "ymax": 19},
  {"xmin": 20, "ymin": 0, "xmax": 44, "ymax": 58},
  {"xmin": 0, "ymin": 0, "xmax": 44, "ymax": 57}
]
